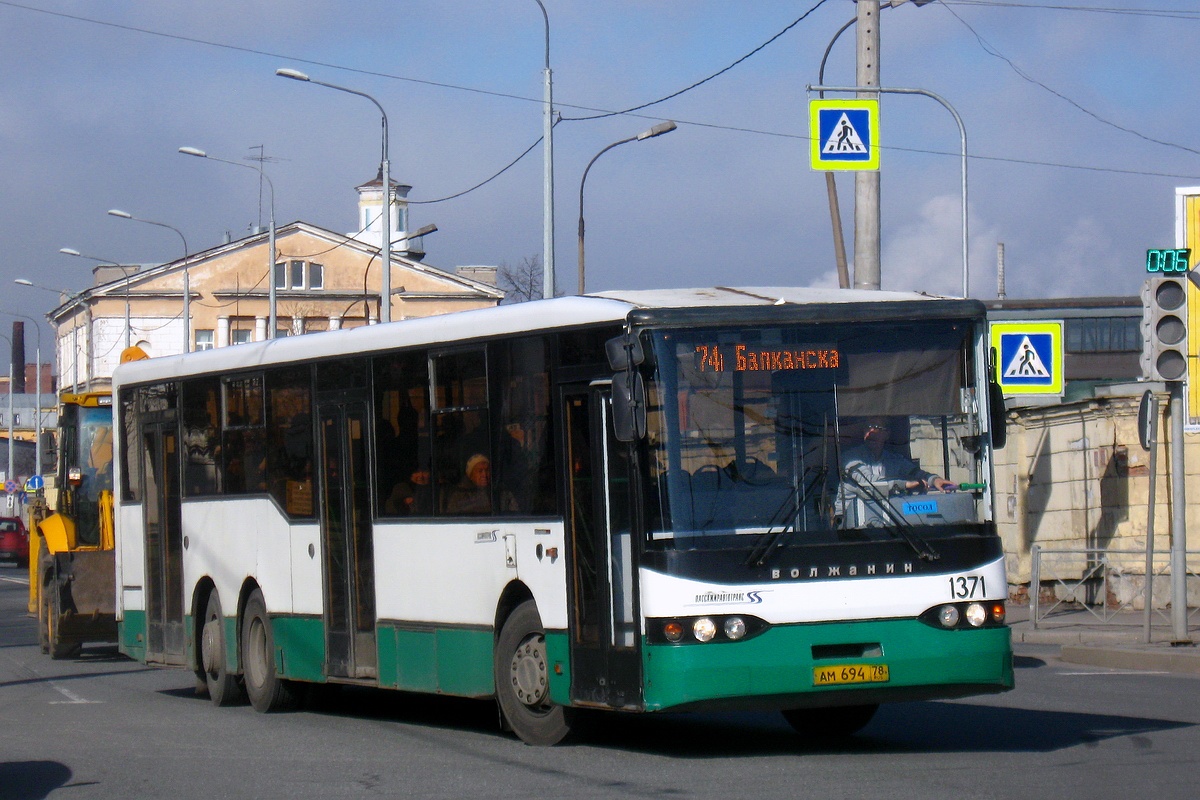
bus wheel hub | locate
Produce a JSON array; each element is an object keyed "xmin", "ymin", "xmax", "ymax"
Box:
[{"xmin": 510, "ymin": 634, "xmax": 548, "ymax": 707}]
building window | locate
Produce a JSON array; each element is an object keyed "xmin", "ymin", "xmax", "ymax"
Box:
[
  {"xmin": 1065, "ymin": 317, "xmax": 1142, "ymax": 354},
  {"xmin": 273, "ymin": 260, "xmax": 324, "ymax": 291},
  {"xmin": 195, "ymin": 330, "xmax": 214, "ymax": 351},
  {"xmin": 232, "ymin": 329, "xmax": 253, "ymax": 346}
]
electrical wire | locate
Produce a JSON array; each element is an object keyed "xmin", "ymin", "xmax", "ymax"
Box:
[
  {"xmin": 559, "ymin": 0, "xmax": 833, "ymax": 122},
  {"xmin": 939, "ymin": 1, "xmax": 1200, "ymax": 157},
  {"xmin": 943, "ymin": 1, "xmax": 1200, "ymax": 20}
]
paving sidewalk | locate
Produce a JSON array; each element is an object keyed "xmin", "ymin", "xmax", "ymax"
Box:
[{"xmin": 1007, "ymin": 603, "xmax": 1200, "ymax": 675}]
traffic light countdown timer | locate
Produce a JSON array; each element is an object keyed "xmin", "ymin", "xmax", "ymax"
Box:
[{"xmin": 1142, "ymin": 248, "xmax": 1192, "ymax": 382}]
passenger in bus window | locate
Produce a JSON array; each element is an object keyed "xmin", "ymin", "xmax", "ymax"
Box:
[
  {"xmin": 445, "ymin": 454, "xmax": 493, "ymax": 515},
  {"xmin": 385, "ymin": 468, "xmax": 432, "ymax": 516},
  {"xmin": 840, "ymin": 417, "xmax": 956, "ymax": 492}
]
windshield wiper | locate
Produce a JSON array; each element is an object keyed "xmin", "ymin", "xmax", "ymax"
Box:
[
  {"xmin": 841, "ymin": 466, "xmax": 940, "ymax": 561},
  {"xmin": 744, "ymin": 466, "xmax": 824, "ymax": 568}
]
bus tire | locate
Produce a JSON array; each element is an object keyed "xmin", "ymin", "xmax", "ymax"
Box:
[
  {"xmin": 241, "ymin": 589, "xmax": 298, "ymax": 713},
  {"xmin": 494, "ymin": 600, "xmax": 573, "ymax": 746},
  {"xmin": 201, "ymin": 591, "xmax": 244, "ymax": 707},
  {"xmin": 782, "ymin": 704, "xmax": 879, "ymax": 738}
]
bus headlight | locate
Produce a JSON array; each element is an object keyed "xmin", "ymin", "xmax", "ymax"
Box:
[
  {"xmin": 663, "ymin": 621, "xmax": 684, "ymax": 643},
  {"xmin": 938, "ymin": 605, "xmax": 960, "ymax": 628},
  {"xmin": 965, "ymin": 603, "xmax": 988, "ymax": 627},
  {"xmin": 723, "ymin": 617, "xmax": 747, "ymax": 640},
  {"xmin": 693, "ymin": 617, "xmax": 717, "ymax": 642}
]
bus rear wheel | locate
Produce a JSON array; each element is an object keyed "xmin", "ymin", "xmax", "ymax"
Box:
[
  {"xmin": 782, "ymin": 704, "xmax": 879, "ymax": 738},
  {"xmin": 241, "ymin": 589, "xmax": 298, "ymax": 713},
  {"xmin": 494, "ymin": 600, "xmax": 573, "ymax": 746},
  {"xmin": 201, "ymin": 591, "xmax": 244, "ymax": 706}
]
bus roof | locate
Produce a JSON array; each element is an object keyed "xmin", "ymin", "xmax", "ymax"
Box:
[{"xmin": 112, "ymin": 286, "xmax": 977, "ymax": 388}]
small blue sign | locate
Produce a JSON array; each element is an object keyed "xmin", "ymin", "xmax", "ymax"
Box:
[
  {"xmin": 903, "ymin": 500, "xmax": 938, "ymax": 516},
  {"xmin": 25, "ymin": 475, "xmax": 44, "ymax": 492}
]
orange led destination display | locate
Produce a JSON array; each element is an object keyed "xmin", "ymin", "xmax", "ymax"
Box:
[{"xmin": 695, "ymin": 344, "xmax": 841, "ymax": 373}]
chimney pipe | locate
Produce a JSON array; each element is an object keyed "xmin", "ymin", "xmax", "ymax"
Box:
[{"xmin": 11, "ymin": 322, "xmax": 25, "ymax": 394}]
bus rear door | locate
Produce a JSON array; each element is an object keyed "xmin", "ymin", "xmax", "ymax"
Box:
[{"xmin": 139, "ymin": 416, "xmax": 186, "ymax": 666}]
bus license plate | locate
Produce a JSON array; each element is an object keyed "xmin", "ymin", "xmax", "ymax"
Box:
[{"xmin": 813, "ymin": 663, "xmax": 890, "ymax": 687}]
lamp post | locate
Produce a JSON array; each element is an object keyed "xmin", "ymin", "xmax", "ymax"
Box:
[
  {"xmin": 0, "ymin": 311, "xmax": 44, "ymax": 479},
  {"xmin": 533, "ymin": 0, "xmax": 555, "ymax": 300},
  {"xmin": 276, "ymin": 67, "xmax": 395, "ymax": 323},
  {"xmin": 59, "ymin": 247, "xmax": 133, "ymax": 350},
  {"xmin": 107, "ymin": 210, "xmax": 191, "ymax": 352},
  {"xmin": 15, "ymin": 279, "xmax": 89, "ymax": 393},
  {"xmin": 576, "ymin": 121, "xmax": 677, "ymax": 295},
  {"xmin": 179, "ymin": 146, "xmax": 278, "ymax": 339}
]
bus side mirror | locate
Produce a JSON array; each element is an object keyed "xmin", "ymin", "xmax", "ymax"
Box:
[
  {"xmin": 605, "ymin": 334, "xmax": 644, "ymax": 371},
  {"xmin": 612, "ymin": 371, "xmax": 646, "ymax": 442},
  {"xmin": 989, "ymin": 381, "xmax": 1007, "ymax": 450}
]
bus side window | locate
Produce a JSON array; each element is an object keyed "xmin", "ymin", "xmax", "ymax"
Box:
[
  {"xmin": 373, "ymin": 351, "xmax": 431, "ymax": 517},
  {"xmin": 492, "ymin": 336, "xmax": 554, "ymax": 515},
  {"xmin": 267, "ymin": 366, "xmax": 314, "ymax": 517},
  {"xmin": 431, "ymin": 349, "xmax": 489, "ymax": 516}
]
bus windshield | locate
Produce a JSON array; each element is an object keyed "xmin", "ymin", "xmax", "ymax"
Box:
[{"xmin": 643, "ymin": 319, "xmax": 986, "ymax": 548}]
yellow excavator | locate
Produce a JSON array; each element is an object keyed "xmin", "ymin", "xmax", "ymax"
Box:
[{"xmin": 26, "ymin": 390, "xmax": 118, "ymax": 658}]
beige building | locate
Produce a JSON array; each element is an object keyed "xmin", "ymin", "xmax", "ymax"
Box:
[{"xmin": 43, "ymin": 178, "xmax": 503, "ymax": 392}]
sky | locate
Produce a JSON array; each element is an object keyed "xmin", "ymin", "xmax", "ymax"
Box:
[{"xmin": 2, "ymin": 0, "xmax": 1198, "ymax": 352}]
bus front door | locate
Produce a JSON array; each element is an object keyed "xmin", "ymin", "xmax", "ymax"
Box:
[
  {"xmin": 317, "ymin": 401, "xmax": 377, "ymax": 680},
  {"xmin": 563, "ymin": 384, "xmax": 642, "ymax": 710},
  {"xmin": 140, "ymin": 420, "xmax": 186, "ymax": 666}
]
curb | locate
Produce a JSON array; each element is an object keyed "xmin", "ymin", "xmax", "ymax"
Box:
[{"xmin": 1060, "ymin": 643, "xmax": 1200, "ymax": 675}]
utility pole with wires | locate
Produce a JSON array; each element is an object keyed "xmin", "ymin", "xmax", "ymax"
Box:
[{"xmin": 855, "ymin": 0, "xmax": 882, "ymax": 291}]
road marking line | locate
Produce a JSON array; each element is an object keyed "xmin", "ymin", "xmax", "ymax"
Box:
[
  {"xmin": 48, "ymin": 679, "xmax": 102, "ymax": 705},
  {"xmin": 1058, "ymin": 670, "xmax": 1170, "ymax": 676},
  {"xmin": 0, "ymin": 575, "xmax": 30, "ymax": 586}
]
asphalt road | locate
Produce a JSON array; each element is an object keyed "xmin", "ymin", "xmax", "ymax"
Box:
[{"xmin": 2, "ymin": 563, "xmax": 1198, "ymax": 800}]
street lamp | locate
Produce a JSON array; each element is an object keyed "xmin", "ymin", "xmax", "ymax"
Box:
[
  {"xmin": 108, "ymin": 209, "xmax": 191, "ymax": 352},
  {"xmin": 533, "ymin": 0, "xmax": 556, "ymax": 300},
  {"xmin": 276, "ymin": 67, "xmax": 396, "ymax": 323},
  {"xmin": 59, "ymin": 247, "xmax": 134, "ymax": 350},
  {"xmin": 576, "ymin": 121, "xmax": 677, "ymax": 295},
  {"xmin": 15, "ymin": 279, "xmax": 89, "ymax": 392},
  {"xmin": 179, "ymin": 146, "xmax": 278, "ymax": 339}
]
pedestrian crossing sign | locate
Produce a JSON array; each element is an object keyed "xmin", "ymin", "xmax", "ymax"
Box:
[
  {"xmin": 990, "ymin": 321, "xmax": 1064, "ymax": 396},
  {"xmin": 810, "ymin": 99, "xmax": 880, "ymax": 171}
]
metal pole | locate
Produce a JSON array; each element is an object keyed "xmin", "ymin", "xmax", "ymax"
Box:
[
  {"xmin": 1144, "ymin": 393, "xmax": 1159, "ymax": 643},
  {"xmin": 1169, "ymin": 382, "xmax": 1191, "ymax": 643},
  {"xmin": 534, "ymin": 0, "xmax": 555, "ymax": 300},
  {"xmin": 809, "ymin": 84, "xmax": 969, "ymax": 297},
  {"xmin": 818, "ymin": 14, "xmax": 856, "ymax": 290},
  {"xmin": 854, "ymin": 0, "xmax": 881, "ymax": 291},
  {"xmin": 6, "ymin": 360, "xmax": 13, "ymax": 483}
]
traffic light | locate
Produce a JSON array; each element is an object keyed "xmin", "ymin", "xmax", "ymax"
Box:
[{"xmin": 1141, "ymin": 276, "xmax": 1188, "ymax": 381}]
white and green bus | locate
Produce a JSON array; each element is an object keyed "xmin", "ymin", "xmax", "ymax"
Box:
[{"xmin": 113, "ymin": 287, "xmax": 1013, "ymax": 745}]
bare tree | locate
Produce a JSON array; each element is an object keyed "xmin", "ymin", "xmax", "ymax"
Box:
[{"xmin": 497, "ymin": 254, "xmax": 544, "ymax": 304}]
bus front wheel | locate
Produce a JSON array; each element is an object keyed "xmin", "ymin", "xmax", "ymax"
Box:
[
  {"xmin": 241, "ymin": 589, "xmax": 297, "ymax": 713},
  {"xmin": 201, "ymin": 591, "xmax": 244, "ymax": 706},
  {"xmin": 494, "ymin": 600, "xmax": 573, "ymax": 746},
  {"xmin": 782, "ymin": 704, "xmax": 879, "ymax": 738}
]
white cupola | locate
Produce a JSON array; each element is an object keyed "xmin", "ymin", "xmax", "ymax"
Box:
[{"xmin": 349, "ymin": 169, "xmax": 410, "ymax": 249}]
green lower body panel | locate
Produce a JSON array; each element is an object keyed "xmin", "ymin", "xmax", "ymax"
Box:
[
  {"xmin": 376, "ymin": 623, "xmax": 494, "ymax": 697},
  {"xmin": 118, "ymin": 610, "xmax": 147, "ymax": 663},
  {"xmin": 272, "ymin": 615, "xmax": 326, "ymax": 683},
  {"xmin": 642, "ymin": 619, "xmax": 1013, "ymax": 712}
]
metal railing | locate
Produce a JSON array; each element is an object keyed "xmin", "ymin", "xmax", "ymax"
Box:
[{"xmin": 1030, "ymin": 545, "xmax": 1200, "ymax": 632}]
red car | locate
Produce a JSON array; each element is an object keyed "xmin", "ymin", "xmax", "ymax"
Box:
[{"xmin": 0, "ymin": 516, "xmax": 29, "ymax": 567}]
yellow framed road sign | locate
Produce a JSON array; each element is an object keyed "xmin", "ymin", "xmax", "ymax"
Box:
[
  {"xmin": 810, "ymin": 99, "xmax": 880, "ymax": 171},
  {"xmin": 990, "ymin": 321, "xmax": 1064, "ymax": 396}
]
